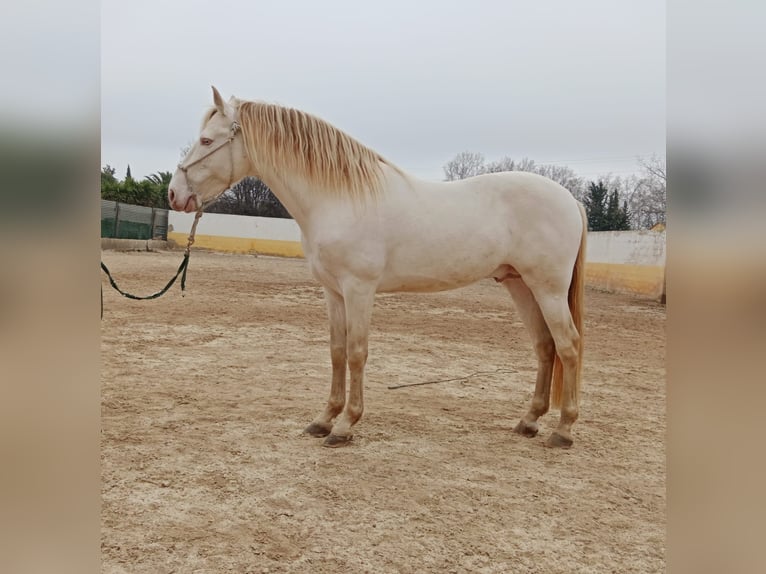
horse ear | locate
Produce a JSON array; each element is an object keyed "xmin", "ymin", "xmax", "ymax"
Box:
[{"xmin": 211, "ymin": 86, "xmax": 225, "ymax": 114}]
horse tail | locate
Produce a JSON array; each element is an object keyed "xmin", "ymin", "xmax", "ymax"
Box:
[{"xmin": 551, "ymin": 202, "xmax": 587, "ymax": 409}]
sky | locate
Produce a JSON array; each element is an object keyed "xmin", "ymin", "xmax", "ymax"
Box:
[{"xmin": 101, "ymin": 0, "xmax": 665, "ymax": 183}]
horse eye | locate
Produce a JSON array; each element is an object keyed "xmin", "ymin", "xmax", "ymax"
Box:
[{"xmin": 200, "ymin": 137, "xmax": 213, "ymax": 146}]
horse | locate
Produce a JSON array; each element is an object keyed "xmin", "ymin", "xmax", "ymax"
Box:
[{"xmin": 168, "ymin": 86, "xmax": 587, "ymax": 449}]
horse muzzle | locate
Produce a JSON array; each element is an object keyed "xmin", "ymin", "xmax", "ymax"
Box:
[{"xmin": 168, "ymin": 187, "xmax": 198, "ymax": 213}]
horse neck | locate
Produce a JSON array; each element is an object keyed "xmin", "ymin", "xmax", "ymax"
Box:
[
  {"xmin": 249, "ymin": 162, "xmax": 405, "ymax": 232},
  {"xmin": 252, "ymin": 166, "xmax": 319, "ymax": 229}
]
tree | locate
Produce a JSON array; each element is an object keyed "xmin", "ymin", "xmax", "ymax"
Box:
[
  {"xmin": 630, "ymin": 154, "xmax": 666, "ymax": 228},
  {"xmin": 443, "ymin": 151, "xmax": 485, "ymax": 181},
  {"xmin": 534, "ymin": 163, "xmax": 585, "ymax": 201},
  {"xmin": 144, "ymin": 171, "xmax": 172, "ymax": 188},
  {"xmin": 483, "ymin": 156, "xmax": 519, "ymax": 174},
  {"xmin": 606, "ymin": 189, "xmax": 631, "ymax": 230},
  {"xmin": 101, "ymin": 165, "xmax": 119, "ymax": 198},
  {"xmin": 619, "ymin": 200, "xmax": 631, "ymax": 230},
  {"xmin": 584, "ymin": 181, "xmax": 609, "ymax": 231},
  {"xmin": 584, "ymin": 181, "xmax": 631, "ymax": 231},
  {"xmin": 442, "ymin": 150, "xmax": 663, "ymax": 228},
  {"xmin": 141, "ymin": 171, "xmax": 173, "ymax": 209},
  {"xmin": 443, "ymin": 151, "xmax": 584, "ymax": 199},
  {"xmin": 205, "ymin": 176, "xmax": 291, "ymax": 218},
  {"xmin": 100, "ymin": 166, "xmax": 170, "ymax": 208}
]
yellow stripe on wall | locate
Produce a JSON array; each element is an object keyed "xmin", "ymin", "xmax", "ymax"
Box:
[
  {"xmin": 168, "ymin": 232, "xmax": 304, "ymax": 258},
  {"xmin": 170, "ymin": 232, "xmax": 664, "ymax": 298},
  {"xmin": 585, "ymin": 262, "xmax": 665, "ymax": 298}
]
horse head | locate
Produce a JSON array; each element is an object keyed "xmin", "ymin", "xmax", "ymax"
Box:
[{"xmin": 168, "ymin": 86, "xmax": 249, "ymax": 212}]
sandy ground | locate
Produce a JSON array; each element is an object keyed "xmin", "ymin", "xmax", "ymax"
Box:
[{"xmin": 101, "ymin": 250, "xmax": 665, "ymax": 573}]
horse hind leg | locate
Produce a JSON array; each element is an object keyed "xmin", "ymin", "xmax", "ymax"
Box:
[
  {"xmin": 527, "ymin": 285, "xmax": 582, "ymax": 449},
  {"xmin": 503, "ymin": 278, "xmax": 556, "ymax": 438}
]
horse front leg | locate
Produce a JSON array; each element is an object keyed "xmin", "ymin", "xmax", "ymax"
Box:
[
  {"xmin": 304, "ymin": 288, "xmax": 347, "ymax": 438},
  {"xmin": 324, "ymin": 281, "xmax": 376, "ymax": 447}
]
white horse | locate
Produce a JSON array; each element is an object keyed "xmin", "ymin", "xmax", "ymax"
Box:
[{"xmin": 169, "ymin": 87, "xmax": 586, "ymax": 448}]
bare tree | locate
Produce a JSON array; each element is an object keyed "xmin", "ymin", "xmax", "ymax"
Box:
[
  {"xmin": 443, "ymin": 151, "xmax": 485, "ymax": 181},
  {"xmin": 205, "ymin": 177, "xmax": 291, "ymax": 218},
  {"xmin": 627, "ymin": 154, "xmax": 667, "ymax": 228},
  {"xmin": 484, "ymin": 155, "xmax": 536, "ymax": 174},
  {"xmin": 639, "ymin": 153, "xmax": 666, "ymax": 183},
  {"xmin": 533, "ymin": 163, "xmax": 585, "ymax": 200},
  {"xmin": 484, "ymin": 156, "xmax": 518, "ymax": 174},
  {"xmin": 461, "ymin": 153, "xmax": 585, "ymax": 199}
]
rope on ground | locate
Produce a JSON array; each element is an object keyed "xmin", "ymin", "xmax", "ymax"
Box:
[{"xmin": 387, "ymin": 368, "xmax": 518, "ymax": 390}]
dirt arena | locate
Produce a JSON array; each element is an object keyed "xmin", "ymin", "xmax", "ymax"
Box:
[{"xmin": 101, "ymin": 250, "xmax": 665, "ymax": 573}]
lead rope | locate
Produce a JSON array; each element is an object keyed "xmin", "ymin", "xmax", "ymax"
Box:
[
  {"xmin": 101, "ymin": 209, "xmax": 204, "ymax": 318},
  {"xmin": 179, "ymin": 208, "xmax": 204, "ymax": 291}
]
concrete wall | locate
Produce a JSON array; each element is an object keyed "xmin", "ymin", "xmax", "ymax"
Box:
[
  {"xmin": 168, "ymin": 211, "xmax": 303, "ymax": 257},
  {"xmin": 169, "ymin": 212, "xmax": 666, "ymax": 298},
  {"xmin": 585, "ymin": 230, "xmax": 666, "ymax": 299}
]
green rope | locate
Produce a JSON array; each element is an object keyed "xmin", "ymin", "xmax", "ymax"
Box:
[
  {"xmin": 101, "ymin": 209, "xmax": 202, "ymax": 318},
  {"xmin": 100, "ymin": 252, "xmax": 190, "ymax": 301}
]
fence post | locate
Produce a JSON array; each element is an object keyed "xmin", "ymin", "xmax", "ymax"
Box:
[
  {"xmin": 114, "ymin": 202, "xmax": 121, "ymax": 238},
  {"xmin": 150, "ymin": 207, "xmax": 157, "ymax": 239}
]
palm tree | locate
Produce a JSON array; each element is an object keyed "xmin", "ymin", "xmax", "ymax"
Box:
[
  {"xmin": 144, "ymin": 171, "xmax": 173, "ymax": 189},
  {"xmin": 144, "ymin": 171, "xmax": 173, "ymax": 209}
]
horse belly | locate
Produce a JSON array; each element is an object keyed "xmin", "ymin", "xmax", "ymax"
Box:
[
  {"xmin": 377, "ymin": 273, "xmax": 487, "ymax": 293},
  {"xmin": 377, "ymin": 237, "xmax": 508, "ymax": 293}
]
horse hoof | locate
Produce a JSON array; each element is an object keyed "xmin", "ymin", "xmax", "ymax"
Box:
[
  {"xmin": 546, "ymin": 432, "xmax": 573, "ymax": 449},
  {"xmin": 513, "ymin": 420, "xmax": 539, "ymax": 438},
  {"xmin": 303, "ymin": 423, "xmax": 332, "ymax": 438},
  {"xmin": 323, "ymin": 434, "xmax": 353, "ymax": 448}
]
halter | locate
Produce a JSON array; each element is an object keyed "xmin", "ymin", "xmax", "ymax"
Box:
[{"xmin": 178, "ymin": 121, "xmax": 242, "ymax": 193}]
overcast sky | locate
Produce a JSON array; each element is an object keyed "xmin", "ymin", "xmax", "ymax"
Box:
[{"xmin": 101, "ymin": 0, "xmax": 665, "ymax": 182}]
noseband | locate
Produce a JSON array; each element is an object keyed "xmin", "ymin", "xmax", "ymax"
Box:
[{"xmin": 178, "ymin": 121, "xmax": 242, "ymax": 194}]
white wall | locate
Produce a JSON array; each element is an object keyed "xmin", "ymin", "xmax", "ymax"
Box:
[
  {"xmin": 584, "ymin": 230, "xmax": 666, "ymax": 298},
  {"xmin": 172, "ymin": 213, "xmax": 666, "ymax": 267},
  {"xmin": 587, "ymin": 230, "xmax": 666, "ymax": 266},
  {"xmin": 169, "ymin": 212, "xmax": 666, "ymax": 298},
  {"xmin": 169, "ymin": 211, "xmax": 301, "ymax": 242}
]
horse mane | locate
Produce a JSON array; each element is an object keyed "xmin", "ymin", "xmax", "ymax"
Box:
[{"xmin": 233, "ymin": 100, "xmax": 400, "ymax": 200}]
